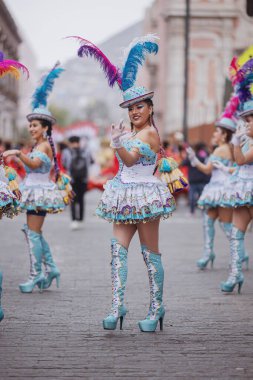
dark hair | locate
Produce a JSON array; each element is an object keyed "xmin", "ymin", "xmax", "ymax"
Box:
[
  {"xmin": 38, "ymin": 118, "xmax": 60, "ymax": 180},
  {"xmin": 4, "ymin": 141, "xmax": 12, "ymax": 150},
  {"xmin": 69, "ymin": 136, "xmax": 80, "ymax": 143},
  {"xmin": 219, "ymin": 126, "xmax": 233, "ymax": 143}
]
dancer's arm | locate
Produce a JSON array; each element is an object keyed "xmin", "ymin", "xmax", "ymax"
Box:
[
  {"xmin": 3, "ymin": 142, "xmax": 49, "ymax": 170},
  {"xmin": 186, "ymin": 147, "xmax": 213, "ymax": 175},
  {"xmin": 233, "ymin": 145, "xmax": 253, "ymax": 165}
]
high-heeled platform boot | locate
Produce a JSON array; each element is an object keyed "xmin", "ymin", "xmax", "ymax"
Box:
[
  {"xmin": 103, "ymin": 239, "xmax": 128, "ymax": 330},
  {"xmin": 0, "ymin": 272, "xmax": 4, "ymax": 322},
  {"xmin": 197, "ymin": 213, "xmax": 215, "ymax": 269},
  {"xmin": 219, "ymin": 221, "xmax": 249, "ymax": 270},
  {"xmin": 138, "ymin": 245, "xmax": 165, "ymax": 332},
  {"xmin": 40, "ymin": 234, "xmax": 60, "ymax": 289},
  {"xmin": 19, "ymin": 225, "xmax": 45, "ymax": 293},
  {"xmin": 221, "ymin": 226, "xmax": 244, "ymax": 294}
]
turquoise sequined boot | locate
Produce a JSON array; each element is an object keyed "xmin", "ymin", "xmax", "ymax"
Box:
[
  {"xmin": 221, "ymin": 226, "xmax": 244, "ymax": 294},
  {"xmin": 103, "ymin": 239, "xmax": 128, "ymax": 330},
  {"xmin": 19, "ymin": 225, "xmax": 45, "ymax": 293},
  {"xmin": 219, "ymin": 221, "xmax": 249, "ymax": 270},
  {"xmin": 0, "ymin": 272, "xmax": 4, "ymax": 322},
  {"xmin": 197, "ymin": 213, "xmax": 215, "ymax": 269},
  {"xmin": 219, "ymin": 221, "xmax": 232, "ymax": 240},
  {"xmin": 41, "ymin": 234, "xmax": 60, "ymax": 289},
  {"xmin": 138, "ymin": 245, "xmax": 165, "ymax": 332}
]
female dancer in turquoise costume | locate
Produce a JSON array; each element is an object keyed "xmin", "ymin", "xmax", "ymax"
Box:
[
  {"xmin": 0, "ymin": 51, "xmax": 29, "ymax": 321},
  {"xmin": 4, "ymin": 64, "xmax": 67, "ymax": 293},
  {"xmin": 215, "ymin": 49, "xmax": 253, "ymax": 293},
  {"xmin": 70, "ymin": 35, "xmax": 178, "ymax": 332},
  {"xmin": 186, "ymin": 110, "xmax": 240, "ymax": 270}
]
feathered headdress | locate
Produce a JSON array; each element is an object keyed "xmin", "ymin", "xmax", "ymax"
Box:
[
  {"xmin": 0, "ymin": 51, "xmax": 29, "ymax": 79},
  {"xmin": 31, "ymin": 61, "xmax": 64, "ymax": 110},
  {"xmin": 121, "ymin": 34, "xmax": 159, "ymax": 92},
  {"xmin": 221, "ymin": 93, "xmax": 240, "ymax": 120},
  {"xmin": 27, "ymin": 61, "xmax": 64, "ymax": 124},
  {"xmin": 67, "ymin": 34, "xmax": 159, "ymax": 107},
  {"xmin": 228, "ymin": 46, "xmax": 253, "ymax": 118},
  {"xmin": 215, "ymin": 93, "xmax": 239, "ymax": 132},
  {"xmin": 66, "ymin": 36, "xmax": 121, "ymax": 88}
]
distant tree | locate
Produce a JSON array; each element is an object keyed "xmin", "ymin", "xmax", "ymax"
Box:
[
  {"xmin": 49, "ymin": 104, "xmax": 70, "ymax": 126},
  {"xmin": 82, "ymin": 99, "xmax": 111, "ymax": 125}
]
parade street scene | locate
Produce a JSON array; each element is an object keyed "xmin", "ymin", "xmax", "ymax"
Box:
[{"xmin": 0, "ymin": 0, "xmax": 253, "ymax": 379}]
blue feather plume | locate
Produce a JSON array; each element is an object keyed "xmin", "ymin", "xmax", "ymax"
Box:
[
  {"xmin": 121, "ymin": 36, "xmax": 159, "ymax": 92},
  {"xmin": 32, "ymin": 62, "xmax": 64, "ymax": 110}
]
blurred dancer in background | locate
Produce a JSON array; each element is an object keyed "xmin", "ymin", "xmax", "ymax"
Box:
[
  {"xmin": 187, "ymin": 106, "xmax": 237, "ymax": 270},
  {"xmin": 4, "ymin": 64, "xmax": 69, "ymax": 293},
  {"xmin": 0, "ymin": 51, "xmax": 29, "ymax": 321}
]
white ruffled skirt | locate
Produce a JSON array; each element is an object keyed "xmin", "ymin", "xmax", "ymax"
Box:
[
  {"xmin": 96, "ymin": 176, "xmax": 176, "ymax": 224},
  {"xmin": 198, "ymin": 169, "xmax": 231, "ymax": 209},
  {"xmin": 218, "ymin": 165, "xmax": 253, "ymax": 208},
  {"xmin": 20, "ymin": 174, "xmax": 65, "ymax": 213},
  {"xmin": 0, "ymin": 180, "xmax": 19, "ymax": 218}
]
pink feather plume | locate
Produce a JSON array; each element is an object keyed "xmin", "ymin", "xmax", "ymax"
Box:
[
  {"xmin": 221, "ymin": 94, "xmax": 239, "ymax": 119},
  {"xmin": 0, "ymin": 51, "xmax": 29, "ymax": 79},
  {"xmin": 66, "ymin": 36, "xmax": 121, "ymax": 88}
]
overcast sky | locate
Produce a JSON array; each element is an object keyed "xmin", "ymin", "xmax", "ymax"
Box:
[{"xmin": 5, "ymin": 0, "xmax": 153, "ymax": 68}]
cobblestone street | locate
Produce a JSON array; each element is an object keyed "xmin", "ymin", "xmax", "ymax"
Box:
[{"xmin": 0, "ymin": 191, "xmax": 253, "ymax": 379}]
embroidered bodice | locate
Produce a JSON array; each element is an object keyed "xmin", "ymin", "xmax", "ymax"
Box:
[
  {"xmin": 209, "ymin": 154, "xmax": 232, "ymax": 167},
  {"xmin": 113, "ymin": 137, "xmax": 159, "ymax": 185},
  {"xmin": 23, "ymin": 150, "xmax": 54, "ymax": 189},
  {"xmin": 25, "ymin": 151, "xmax": 51, "ymax": 174},
  {"xmin": 241, "ymin": 138, "xmax": 253, "ymax": 165},
  {"xmin": 208, "ymin": 154, "xmax": 233, "ymax": 182}
]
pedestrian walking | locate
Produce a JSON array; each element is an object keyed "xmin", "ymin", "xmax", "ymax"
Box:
[
  {"xmin": 62, "ymin": 136, "xmax": 93, "ymax": 230},
  {"xmin": 70, "ymin": 35, "xmax": 189, "ymax": 332},
  {"xmin": 183, "ymin": 143, "xmax": 210, "ymax": 214},
  {"xmin": 4, "ymin": 63, "xmax": 70, "ymax": 293}
]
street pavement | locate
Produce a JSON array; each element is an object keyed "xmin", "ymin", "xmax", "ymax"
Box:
[{"xmin": 0, "ymin": 191, "xmax": 253, "ymax": 380}]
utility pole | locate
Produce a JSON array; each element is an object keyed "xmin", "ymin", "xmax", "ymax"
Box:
[{"xmin": 183, "ymin": 0, "xmax": 190, "ymax": 141}]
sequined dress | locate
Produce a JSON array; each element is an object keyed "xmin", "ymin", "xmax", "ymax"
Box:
[
  {"xmin": 198, "ymin": 154, "xmax": 233, "ymax": 209},
  {"xmin": 20, "ymin": 151, "xmax": 65, "ymax": 213},
  {"xmin": 96, "ymin": 137, "xmax": 176, "ymax": 223},
  {"xmin": 219, "ymin": 139, "xmax": 253, "ymax": 208},
  {"xmin": 0, "ymin": 165, "xmax": 19, "ymax": 218}
]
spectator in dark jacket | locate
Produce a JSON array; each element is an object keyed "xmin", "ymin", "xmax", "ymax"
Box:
[
  {"xmin": 62, "ymin": 136, "xmax": 93, "ymax": 230},
  {"xmin": 183, "ymin": 143, "xmax": 211, "ymax": 214}
]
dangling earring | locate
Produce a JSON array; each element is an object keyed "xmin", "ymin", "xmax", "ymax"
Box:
[
  {"xmin": 43, "ymin": 131, "xmax": 47, "ymax": 139},
  {"xmin": 149, "ymin": 114, "xmax": 152, "ymax": 126}
]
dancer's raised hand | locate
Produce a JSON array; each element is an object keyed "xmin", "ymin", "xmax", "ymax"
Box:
[
  {"xmin": 186, "ymin": 147, "xmax": 200, "ymax": 167},
  {"xmin": 231, "ymin": 120, "xmax": 247, "ymax": 146},
  {"xmin": 110, "ymin": 120, "xmax": 127, "ymax": 148}
]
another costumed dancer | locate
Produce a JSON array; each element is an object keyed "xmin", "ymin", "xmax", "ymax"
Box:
[
  {"xmin": 186, "ymin": 95, "xmax": 240, "ymax": 270},
  {"xmin": 69, "ymin": 35, "xmax": 187, "ymax": 332},
  {"xmin": 0, "ymin": 51, "xmax": 29, "ymax": 321},
  {"xmin": 216, "ymin": 48, "xmax": 253, "ymax": 293},
  {"xmin": 4, "ymin": 63, "xmax": 72, "ymax": 293}
]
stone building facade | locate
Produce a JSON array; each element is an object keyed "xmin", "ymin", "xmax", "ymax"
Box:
[
  {"xmin": 0, "ymin": 0, "xmax": 22, "ymax": 141},
  {"xmin": 143, "ymin": 0, "xmax": 253, "ymax": 143}
]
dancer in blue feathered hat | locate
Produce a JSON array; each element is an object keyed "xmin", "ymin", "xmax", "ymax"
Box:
[
  {"xmin": 4, "ymin": 62, "xmax": 73, "ymax": 294},
  {"xmin": 69, "ymin": 34, "xmax": 189, "ymax": 332}
]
